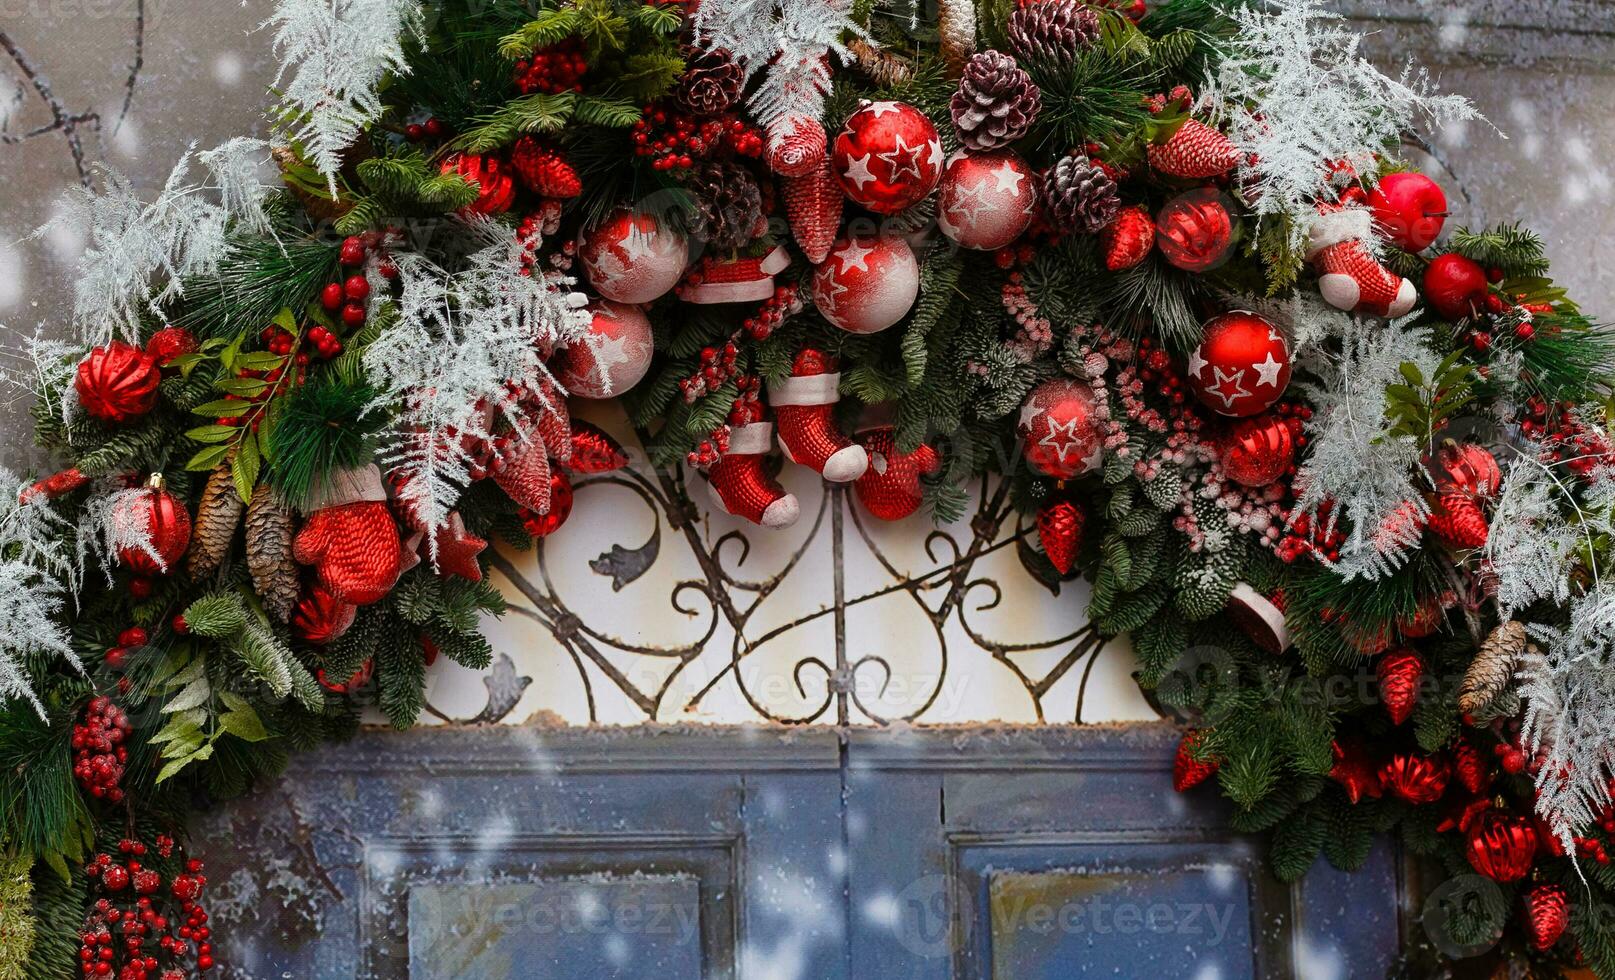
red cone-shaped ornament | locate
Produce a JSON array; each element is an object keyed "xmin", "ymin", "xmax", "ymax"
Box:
[
  {"xmin": 1427, "ymin": 493, "xmax": 1489, "ymax": 549},
  {"xmin": 491, "ymin": 432, "xmax": 553, "ymax": 514},
  {"xmin": 1451, "ymin": 739, "xmax": 1492, "ymax": 795},
  {"xmin": 76, "ymin": 342, "xmax": 161, "ymax": 423},
  {"xmin": 1524, "ymin": 884, "xmax": 1569, "ymax": 951},
  {"xmin": 522, "ymin": 470, "xmax": 575, "ymax": 538},
  {"xmin": 113, "ymin": 475, "xmax": 192, "ymax": 576},
  {"xmin": 1036, "ymin": 498, "xmax": 1084, "ymax": 575},
  {"xmin": 782, "ymin": 157, "xmax": 844, "ymax": 265},
  {"xmin": 1099, "ymin": 206, "xmax": 1154, "ymax": 271},
  {"xmin": 1464, "ymin": 811, "xmax": 1537, "ymax": 883},
  {"xmin": 853, "ymin": 427, "xmax": 940, "ymax": 521},
  {"xmin": 1147, "ymin": 119, "xmax": 1239, "ymax": 179},
  {"xmin": 566, "ymin": 421, "xmax": 629, "ymax": 474},
  {"xmin": 1172, "ymin": 729, "xmax": 1219, "ymax": 792},
  {"xmin": 442, "ymin": 153, "xmax": 517, "ymax": 215},
  {"xmin": 1376, "ymin": 648, "xmax": 1423, "ymax": 725}
]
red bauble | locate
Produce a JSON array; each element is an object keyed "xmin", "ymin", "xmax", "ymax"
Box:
[
  {"xmin": 1432, "ymin": 442, "xmax": 1501, "ymax": 498},
  {"xmin": 853, "ymin": 427, "xmax": 941, "ymax": 521},
  {"xmin": 1464, "ymin": 811, "xmax": 1537, "ymax": 882},
  {"xmin": 1172, "ymin": 729, "xmax": 1219, "ymax": 792},
  {"xmin": 555, "ymin": 300, "xmax": 655, "ymax": 398},
  {"xmin": 1186, "ymin": 312, "xmax": 1291, "ymax": 417},
  {"xmin": 144, "ymin": 325, "xmax": 197, "ymax": 365},
  {"xmin": 522, "ymin": 470, "xmax": 575, "ymax": 537},
  {"xmin": 1036, "ymin": 498, "xmax": 1084, "ymax": 575},
  {"xmin": 75, "ymin": 341, "xmax": 160, "ymax": 423},
  {"xmin": 812, "ymin": 235, "xmax": 919, "ymax": 334},
  {"xmin": 580, "ymin": 209, "xmax": 688, "ymax": 304},
  {"xmin": 441, "ymin": 153, "xmax": 516, "ymax": 215},
  {"xmin": 1018, "ymin": 378, "xmax": 1104, "ymax": 479},
  {"xmin": 1220, "ymin": 413, "xmax": 1295, "ymax": 487},
  {"xmin": 1423, "ymin": 253, "xmax": 1489, "ymax": 320},
  {"xmin": 1376, "ymin": 648, "xmax": 1423, "ymax": 725},
  {"xmin": 1524, "ymin": 884, "xmax": 1569, "ymax": 951},
  {"xmin": 1099, "ymin": 206, "xmax": 1154, "ymax": 271},
  {"xmin": 1328, "ymin": 738, "xmax": 1383, "ymax": 804},
  {"xmin": 935, "ymin": 149, "xmax": 1036, "ymax": 251},
  {"xmin": 291, "ymin": 584, "xmax": 358, "ymax": 645},
  {"xmin": 1367, "ymin": 172, "xmax": 1447, "ymax": 252},
  {"xmin": 113, "ymin": 476, "xmax": 192, "ymax": 576},
  {"xmin": 831, "ymin": 100, "xmax": 944, "ymax": 214},
  {"xmin": 567, "ymin": 421, "xmax": 629, "ymax": 474},
  {"xmin": 1156, "ymin": 190, "xmax": 1233, "ymax": 272},
  {"xmin": 1379, "ymin": 752, "xmax": 1449, "ymax": 804}
]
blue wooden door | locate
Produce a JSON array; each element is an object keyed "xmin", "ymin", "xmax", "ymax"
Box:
[{"xmin": 192, "ymin": 725, "xmax": 1402, "ymax": 978}]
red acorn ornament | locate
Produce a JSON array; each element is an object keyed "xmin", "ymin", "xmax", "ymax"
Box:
[
  {"xmin": 75, "ymin": 341, "xmax": 160, "ymax": 423},
  {"xmin": 1099, "ymin": 206, "xmax": 1154, "ymax": 271},
  {"xmin": 1328, "ymin": 738, "xmax": 1383, "ymax": 804},
  {"xmin": 1146, "ymin": 119, "xmax": 1239, "ymax": 179},
  {"xmin": 113, "ymin": 474, "xmax": 192, "ymax": 576},
  {"xmin": 1524, "ymin": 884, "xmax": 1569, "ymax": 951},
  {"xmin": 1036, "ymin": 498, "xmax": 1084, "ymax": 575},
  {"xmin": 442, "ymin": 153, "xmax": 517, "ymax": 215},
  {"xmin": 1379, "ymin": 752, "xmax": 1449, "ymax": 804},
  {"xmin": 1172, "ymin": 729, "xmax": 1219, "ymax": 792},
  {"xmin": 291, "ymin": 584, "xmax": 358, "ymax": 645},
  {"xmin": 1376, "ymin": 648, "xmax": 1423, "ymax": 725},
  {"xmin": 853, "ymin": 427, "xmax": 940, "ymax": 522},
  {"xmin": 1464, "ymin": 811, "xmax": 1537, "ymax": 883}
]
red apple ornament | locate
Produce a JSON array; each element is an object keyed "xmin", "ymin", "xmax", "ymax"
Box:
[
  {"xmin": 1367, "ymin": 172, "xmax": 1447, "ymax": 252},
  {"xmin": 1423, "ymin": 253, "xmax": 1489, "ymax": 321}
]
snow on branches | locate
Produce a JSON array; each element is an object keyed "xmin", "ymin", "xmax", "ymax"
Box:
[
  {"xmin": 0, "ymin": 468, "xmax": 82, "ymax": 718},
  {"xmin": 266, "ymin": 0, "xmax": 425, "ymax": 190},
  {"xmin": 1291, "ymin": 317, "xmax": 1436, "ymax": 580},
  {"xmin": 40, "ymin": 138, "xmax": 274, "ymax": 347},
  {"xmin": 693, "ymin": 0, "xmax": 862, "ymax": 130},
  {"xmin": 1204, "ymin": 0, "xmax": 1478, "ymax": 246},
  {"xmin": 363, "ymin": 217, "xmax": 589, "ymax": 539}
]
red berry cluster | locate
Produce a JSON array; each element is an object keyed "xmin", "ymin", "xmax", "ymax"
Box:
[
  {"xmin": 338, "ymin": 230, "xmax": 400, "ymax": 279},
  {"xmin": 631, "ymin": 107, "xmax": 764, "ymax": 172},
  {"xmin": 320, "ymin": 273, "xmax": 372, "ymax": 330},
  {"xmin": 103, "ymin": 626, "xmax": 148, "ymax": 671},
  {"xmin": 404, "ymin": 117, "xmax": 446, "ymax": 142},
  {"xmin": 1520, "ymin": 397, "xmax": 1615, "ymax": 477},
  {"xmin": 1275, "ymin": 498, "xmax": 1347, "ymax": 564},
  {"xmin": 73, "ymin": 696, "xmax": 130, "ymax": 804},
  {"xmin": 679, "ymin": 341, "xmax": 741, "ymax": 403},
  {"xmin": 741, "ymin": 284, "xmax": 803, "ymax": 341},
  {"xmin": 513, "ymin": 39, "xmax": 588, "ymax": 95},
  {"xmin": 80, "ymin": 837, "xmax": 214, "ymax": 977}
]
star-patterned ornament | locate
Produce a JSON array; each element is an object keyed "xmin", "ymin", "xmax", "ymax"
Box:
[
  {"xmin": 555, "ymin": 300, "xmax": 655, "ymax": 398},
  {"xmin": 811, "ymin": 235, "xmax": 919, "ymax": 334},
  {"xmin": 1185, "ymin": 311, "xmax": 1292, "ymax": 417},
  {"xmin": 936, "ymin": 149, "xmax": 1036, "ymax": 251},
  {"xmin": 579, "ymin": 208, "xmax": 687, "ymax": 304},
  {"xmin": 832, "ymin": 101, "xmax": 943, "ymax": 214},
  {"xmin": 1017, "ymin": 378, "xmax": 1104, "ymax": 479}
]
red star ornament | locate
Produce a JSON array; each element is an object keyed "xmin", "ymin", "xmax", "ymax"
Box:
[
  {"xmin": 832, "ymin": 100, "xmax": 944, "ymax": 214},
  {"xmin": 936, "ymin": 149, "xmax": 1036, "ymax": 251},
  {"xmin": 1017, "ymin": 378, "xmax": 1104, "ymax": 479},
  {"xmin": 432, "ymin": 512, "xmax": 488, "ymax": 581},
  {"xmin": 1185, "ymin": 311, "xmax": 1291, "ymax": 417},
  {"xmin": 812, "ymin": 235, "xmax": 919, "ymax": 334}
]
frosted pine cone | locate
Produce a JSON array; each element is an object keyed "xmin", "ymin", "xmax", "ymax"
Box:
[
  {"xmin": 684, "ymin": 160, "xmax": 765, "ymax": 249},
  {"xmin": 950, "ymin": 50, "xmax": 1040, "ymax": 151},
  {"xmin": 674, "ymin": 50, "xmax": 743, "ymax": 116},
  {"xmin": 1041, "ymin": 152, "xmax": 1120, "ymax": 234},
  {"xmin": 1008, "ymin": 0, "xmax": 1099, "ymax": 68}
]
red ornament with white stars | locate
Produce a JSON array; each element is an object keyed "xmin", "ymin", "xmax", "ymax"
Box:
[
  {"xmin": 936, "ymin": 149, "xmax": 1036, "ymax": 251},
  {"xmin": 1185, "ymin": 311, "xmax": 1291, "ymax": 417},
  {"xmin": 579, "ymin": 208, "xmax": 687, "ymax": 304},
  {"xmin": 812, "ymin": 235, "xmax": 919, "ymax": 334},
  {"xmin": 1018, "ymin": 378, "xmax": 1104, "ymax": 479},
  {"xmin": 555, "ymin": 300, "xmax": 654, "ymax": 398},
  {"xmin": 831, "ymin": 100, "xmax": 944, "ymax": 214}
]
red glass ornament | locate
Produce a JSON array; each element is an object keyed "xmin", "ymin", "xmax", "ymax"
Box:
[
  {"xmin": 1422, "ymin": 253, "xmax": 1489, "ymax": 320},
  {"xmin": 1099, "ymin": 206, "xmax": 1154, "ymax": 271},
  {"xmin": 113, "ymin": 475, "xmax": 192, "ymax": 576},
  {"xmin": 812, "ymin": 235, "xmax": 920, "ymax": 334},
  {"xmin": 1018, "ymin": 378, "xmax": 1104, "ymax": 479},
  {"xmin": 1172, "ymin": 729, "xmax": 1219, "ymax": 792},
  {"xmin": 579, "ymin": 209, "xmax": 687, "ymax": 304},
  {"xmin": 1220, "ymin": 413, "xmax": 1295, "ymax": 487},
  {"xmin": 1376, "ymin": 648, "xmax": 1423, "ymax": 725},
  {"xmin": 1524, "ymin": 884, "xmax": 1569, "ymax": 951},
  {"xmin": 319, "ymin": 658, "xmax": 373, "ymax": 693},
  {"xmin": 441, "ymin": 153, "xmax": 516, "ymax": 215},
  {"xmin": 1379, "ymin": 752, "xmax": 1449, "ymax": 805},
  {"xmin": 567, "ymin": 421, "xmax": 629, "ymax": 474},
  {"xmin": 1036, "ymin": 498, "xmax": 1084, "ymax": 575},
  {"xmin": 1328, "ymin": 738, "xmax": 1383, "ymax": 804},
  {"xmin": 1367, "ymin": 171, "xmax": 1447, "ymax": 252},
  {"xmin": 556, "ymin": 300, "xmax": 655, "ymax": 399},
  {"xmin": 1450, "ymin": 739, "xmax": 1492, "ymax": 795},
  {"xmin": 1432, "ymin": 442, "xmax": 1500, "ymax": 498},
  {"xmin": 75, "ymin": 341, "xmax": 160, "ymax": 423},
  {"xmin": 1186, "ymin": 311, "xmax": 1290, "ymax": 417},
  {"xmin": 852, "ymin": 427, "xmax": 940, "ymax": 521},
  {"xmin": 1427, "ymin": 493, "xmax": 1489, "ymax": 550},
  {"xmin": 291, "ymin": 584, "xmax": 358, "ymax": 645},
  {"xmin": 1464, "ymin": 811, "xmax": 1537, "ymax": 882},
  {"xmin": 935, "ymin": 149, "xmax": 1036, "ymax": 251},
  {"xmin": 1155, "ymin": 190, "xmax": 1233, "ymax": 271},
  {"xmin": 831, "ymin": 100, "xmax": 944, "ymax": 214},
  {"xmin": 144, "ymin": 325, "xmax": 197, "ymax": 365},
  {"xmin": 522, "ymin": 470, "xmax": 575, "ymax": 538}
]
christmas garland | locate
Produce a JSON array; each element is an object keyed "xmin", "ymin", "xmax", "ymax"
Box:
[{"xmin": 4, "ymin": 0, "xmax": 1615, "ymax": 975}]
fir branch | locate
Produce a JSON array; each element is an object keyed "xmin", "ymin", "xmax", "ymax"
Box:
[
  {"xmin": 1448, "ymin": 223, "xmax": 1550, "ymax": 278},
  {"xmin": 266, "ymin": 377, "xmax": 384, "ymax": 510},
  {"xmin": 171, "ymin": 232, "xmax": 340, "ymax": 340}
]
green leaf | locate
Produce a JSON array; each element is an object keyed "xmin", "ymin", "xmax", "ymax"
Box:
[
  {"xmin": 163, "ymin": 676, "xmax": 212, "ymax": 713},
  {"xmin": 185, "ymin": 443, "xmax": 234, "ymax": 472},
  {"xmin": 191, "ymin": 399, "xmax": 253, "ymax": 416},
  {"xmin": 219, "ymin": 706, "xmax": 270, "ymax": 742},
  {"xmin": 235, "ymin": 351, "xmax": 285, "ymax": 371},
  {"xmin": 232, "ymin": 435, "xmax": 261, "ymax": 503},
  {"xmin": 185, "ymin": 424, "xmax": 238, "ymax": 444}
]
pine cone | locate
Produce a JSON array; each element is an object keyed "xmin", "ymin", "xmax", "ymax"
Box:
[
  {"xmin": 246, "ymin": 484, "xmax": 300, "ymax": 622},
  {"xmin": 848, "ymin": 38, "xmax": 913, "ymax": 88},
  {"xmin": 1008, "ymin": 0, "xmax": 1099, "ymax": 68},
  {"xmin": 674, "ymin": 50, "xmax": 743, "ymax": 116},
  {"xmin": 950, "ymin": 50, "xmax": 1040, "ymax": 151},
  {"xmin": 1041, "ymin": 152, "xmax": 1120, "ymax": 234},
  {"xmin": 1459, "ymin": 621, "xmax": 1527, "ymax": 716},
  {"xmin": 683, "ymin": 160, "xmax": 765, "ymax": 250},
  {"xmin": 937, "ymin": 0, "xmax": 978, "ymax": 74},
  {"xmin": 186, "ymin": 465, "xmax": 244, "ymax": 578}
]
